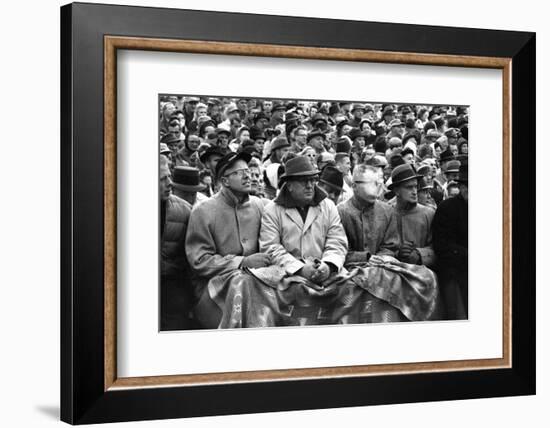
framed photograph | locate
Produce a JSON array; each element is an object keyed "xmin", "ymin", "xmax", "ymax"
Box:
[{"xmin": 61, "ymin": 2, "xmax": 535, "ymax": 424}]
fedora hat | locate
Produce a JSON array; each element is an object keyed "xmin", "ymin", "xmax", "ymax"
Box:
[
  {"xmin": 388, "ymin": 164, "xmax": 423, "ymax": 190},
  {"xmin": 319, "ymin": 166, "xmax": 344, "ymax": 192},
  {"xmin": 306, "ymin": 129, "xmax": 326, "ymax": 142},
  {"xmin": 172, "ymin": 167, "xmax": 206, "ymax": 192},
  {"xmin": 389, "ymin": 119, "xmax": 404, "ymax": 128},
  {"xmin": 159, "ymin": 143, "xmax": 171, "ymax": 155},
  {"xmin": 417, "ymin": 176, "xmax": 432, "ymax": 191},
  {"xmin": 439, "ymin": 149, "xmax": 455, "ymax": 163},
  {"xmin": 160, "ymin": 133, "xmax": 180, "ymax": 146},
  {"xmin": 279, "ymin": 156, "xmax": 320, "ymax": 181},
  {"xmin": 444, "ymin": 159, "xmax": 461, "ymax": 173},
  {"xmin": 270, "ymin": 136, "xmax": 291, "ymax": 153}
]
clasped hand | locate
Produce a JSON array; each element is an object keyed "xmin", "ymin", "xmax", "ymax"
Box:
[
  {"xmin": 299, "ymin": 259, "xmax": 331, "ymax": 284},
  {"xmin": 397, "ymin": 242, "xmax": 421, "ymax": 264},
  {"xmin": 241, "ymin": 253, "xmax": 272, "ymax": 268}
]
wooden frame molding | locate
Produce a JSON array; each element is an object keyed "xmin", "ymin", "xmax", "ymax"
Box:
[{"xmin": 104, "ymin": 35, "xmax": 513, "ymax": 391}]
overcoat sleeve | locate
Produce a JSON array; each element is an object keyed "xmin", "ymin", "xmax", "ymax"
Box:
[
  {"xmin": 321, "ymin": 202, "xmax": 348, "ymax": 271},
  {"xmin": 416, "ymin": 209, "xmax": 436, "ymax": 267},
  {"xmin": 259, "ymin": 204, "xmax": 305, "ymax": 275},
  {"xmin": 432, "ymin": 201, "xmax": 468, "ymax": 267},
  {"xmin": 185, "ymin": 203, "xmax": 244, "ymax": 277},
  {"xmin": 376, "ymin": 208, "xmax": 400, "ymax": 257}
]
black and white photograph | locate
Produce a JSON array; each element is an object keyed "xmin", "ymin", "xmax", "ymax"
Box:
[{"xmin": 159, "ymin": 95, "xmax": 469, "ymax": 330}]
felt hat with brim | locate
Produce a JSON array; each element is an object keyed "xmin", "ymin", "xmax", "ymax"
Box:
[
  {"xmin": 388, "ymin": 164, "xmax": 424, "ymax": 190},
  {"xmin": 390, "ymin": 154, "xmax": 406, "ymax": 169},
  {"xmin": 160, "ymin": 143, "xmax": 171, "ymax": 155},
  {"xmin": 366, "ymin": 155, "xmax": 388, "ymax": 168},
  {"xmin": 215, "ymin": 152, "xmax": 252, "ymax": 180},
  {"xmin": 444, "ymin": 159, "xmax": 461, "ymax": 173},
  {"xmin": 311, "ymin": 113, "xmax": 328, "ymax": 124},
  {"xmin": 426, "ymin": 129, "xmax": 442, "ymax": 139},
  {"xmin": 172, "ymin": 166, "xmax": 206, "ymax": 192},
  {"xmin": 319, "ymin": 166, "xmax": 344, "ymax": 192},
  {"xmin": 307, "ymin": 129, "xmax": 326, "ymax": 142},
  {"xmin": 199, "ymin": 146, "xmax": 224, "ymax": 164},
  {"xmin": 455, "ymin": 163, "xmax": 468, "ymax": 184},
  {"xmin": 270, "ymin": 136, "xmax": 291, "ymax": 152},
  {"xmin": 389, "ymin": 119, "xmax": 404, "ymax": 128},
  {"xmin": 417, "ymin": 176, "xmax": 432, "ymax": 191},
  {"xmin": 224, "ymin": 103, "xmax": 239, "ymax": 115},
  {"xmin": 161, "ymin": 133, "xmax": 180, "ymax": 145},
  {"xmin": 279, "ymin": 156, "xmax": 320, "ymax": 181},
  {"xmin": 439, "ymin": 149, "xmax": 455, "ymax": 163},
  {"xmin": 351, "ymin": 103, "xmax": 366, "ymax": 112},
  {"xmin": 254, "ymin": 112, "xmax": 269, "ymax": 122},
  {"xmin": 272, "ymin": 102, "xmax": 287, "ymax": 112},
  {"xmin": 348, "ymin": 128, "xmax": 365, "ymax": 141}
]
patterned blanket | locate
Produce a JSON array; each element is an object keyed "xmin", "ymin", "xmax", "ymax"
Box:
[{"xmin": 200, "ymin": 256, "xmax": 441, "ymax": 328}]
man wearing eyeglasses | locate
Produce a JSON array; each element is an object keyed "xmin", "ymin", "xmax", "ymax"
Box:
[
  {"xmin": 259, "ymin": 156, "xmax": 348, "ymax": 284},
  {"xmin": 185, "ymin": 152, "xmax": 270, "ymax": 327},
  {"xmin": 337, "ymin": 164, "xmax": 399, "ymax": 265}
]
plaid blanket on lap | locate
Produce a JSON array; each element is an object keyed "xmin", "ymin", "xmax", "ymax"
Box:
[{"xmin": 205, "ymin": 256, "xmax": 441, "ymax": 328}]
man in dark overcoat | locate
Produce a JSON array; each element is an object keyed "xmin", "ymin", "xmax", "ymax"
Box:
[{"xmin": 432, "ymin": 163, "xmax": 468, "ymax": 319}]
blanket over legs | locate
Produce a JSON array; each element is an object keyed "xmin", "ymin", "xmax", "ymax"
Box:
[{"xmin": 203, "ymin": 256, "xmax": 441, "ymax": 328}]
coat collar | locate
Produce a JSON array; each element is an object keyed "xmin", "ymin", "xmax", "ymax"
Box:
[
  {"xmin": 274, "ymin": 182, "xmax": 327, "ymax": 208},
  {"xmin": 219, "ymin": 186, "xmax": 249, "ymax": 208},
  {"xmin": 274, "ymin": 183, "xmax": 326, "ymax": 231},
  {"xmin": 351, "ymin": 195, "xmax": 376, "ymax": 212}
]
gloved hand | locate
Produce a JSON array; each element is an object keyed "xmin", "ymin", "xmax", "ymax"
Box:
[
  {"xmin": 310, "ymin": 261, "xmax": 331, "ymax": 283},
  {"xmin": 241, "ymin": 253, "xmax": 271, "ymax": 268},
  {"xmin": 397, "ymin": 242, "xmax": 421, "ymax": 264},
  {"xmin": 297, "ymin": 260, "xmax": 317, "ymax": 281}
]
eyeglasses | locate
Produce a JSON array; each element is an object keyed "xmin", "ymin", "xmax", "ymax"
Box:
[
  {"xmin": 293, "ymin": 177, "xmax": 319, "ymax": 185},
  {"xmin": 224, "ymin": 168, "xmax": 251, "ymax": 178}
]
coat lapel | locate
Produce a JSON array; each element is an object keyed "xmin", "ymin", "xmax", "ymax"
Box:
[
  {"xmin": 284, "ymin": 208, "xmax": 304, "ymax": 228},
  {"xmin": 303, "ymin": 204, "xmax": 321, "ymax": 233}
]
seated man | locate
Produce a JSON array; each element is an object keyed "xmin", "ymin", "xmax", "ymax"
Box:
[
  {"xmin": 159, "ymin": 155, "xmax": 192, "ymax": 330},
  {"xmin": 260, "ymin": 156, "xmax": 347, "ymax": 282},
  {"xmin": 337, "ymin": 164, "xmax": 399, "ymax": 265},
  {"xmin": 185, "ymin": 152, "xmax": 270, "ymax": 328},
  {"xmin": 318, "ymin": 165, "xmax": 344, "ymax": 205},
  {"xmin": 259, "ymin": 156, "xmax": 439, "ymax": 324},
  {"xmin": 388, "ymin": 164, "xmax": 436, "ymax": 268},
  {"xmin": 432, "ymin": 163, "xmax": 468, "ymax": 319}
]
